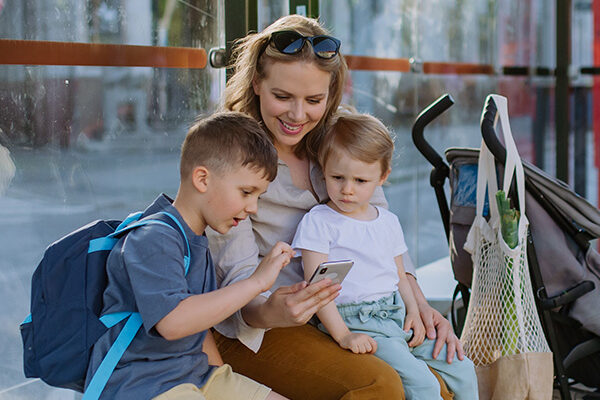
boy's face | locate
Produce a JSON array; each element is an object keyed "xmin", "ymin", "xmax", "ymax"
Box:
[
  {"xmin": 323, "ymin": 149, "xmax": 388, "ymax": 219},
  {"xmin": 203, "ymin": 164, "xmax": 270, "ymax": 234}
]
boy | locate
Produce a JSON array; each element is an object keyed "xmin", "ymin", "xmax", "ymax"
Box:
[{"xmin": 85, "ymin": 112, "xmax": 291, "ymax": 399}]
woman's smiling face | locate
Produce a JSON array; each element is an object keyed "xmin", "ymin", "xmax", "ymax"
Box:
[{"xmin": 253, "ymin": 60, "xmax": 331, "ymax": 153}]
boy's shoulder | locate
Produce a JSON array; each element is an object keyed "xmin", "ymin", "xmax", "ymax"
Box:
[
  {"xmin": 111, "ymin": 211, "xmax": 192, "ymax": 269},
  {"xmin": 123, "ymin": 222, "xmax": 179, "ymax": 247}
]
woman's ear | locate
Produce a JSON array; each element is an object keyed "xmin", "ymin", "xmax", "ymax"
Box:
[
  {"xmin": 252, "ymin": 77, "xmax": 261, "ymax": 96},
  {"xmin": 191, "ymin": 166, "xmax": 210, "ymax": 193},
  {"xmin": 379, "ymin": 168, "xmax": 392, "ymax": 185}
]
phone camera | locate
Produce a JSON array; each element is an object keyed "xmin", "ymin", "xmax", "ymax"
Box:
[{"xmin": 319, "ymin": 268, "xmax": 328, "ymax": 274}]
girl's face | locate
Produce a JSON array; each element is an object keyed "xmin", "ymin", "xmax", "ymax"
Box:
[
  {"xmin": 253, "ymin": 61, "xmax": 331, "ymax": 153},
  {"xmin": 324, "ymin": 149, "xmax": 389, "ymax": 219}
]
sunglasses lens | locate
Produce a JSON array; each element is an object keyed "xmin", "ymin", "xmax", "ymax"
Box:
[
  {"xmin": 312, "ymin": 36, "xmax": 340, "ymax": 59},
  {"xmin": 269, "ymin": 31, "xmax": 340, "ymax": 59},
  {"xmin": 272, "ymin": 31, "xmax": 305, "ymax": 54}
]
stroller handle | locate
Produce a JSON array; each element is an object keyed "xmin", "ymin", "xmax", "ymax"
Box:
[
  {"xmin": 412, "ymin": 94, "xmax": 455, "ymax": 242},
  {"xmin": 480, "ymin": 96, "xmax": 507, "ymax": 164},
  {"xmin": 412, "ymin": 93, "xmax": 455, "ymax": 170}
]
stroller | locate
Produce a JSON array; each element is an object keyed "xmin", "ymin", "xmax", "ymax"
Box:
[{"xmin": 412, "ymin": 94, "xmax": 600, "ymax": 399}]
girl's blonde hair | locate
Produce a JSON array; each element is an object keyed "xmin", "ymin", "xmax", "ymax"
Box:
[
  {"xmin": 318, "ymin": 111, "xmax": 395, "ymax": 177},
  {"xmin": 223, "ymin": 15, "xmax": 348, "ymax": 161}
]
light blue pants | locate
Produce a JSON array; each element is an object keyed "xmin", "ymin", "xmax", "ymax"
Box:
[{"xmin": 321, "ymin": 292, "xmax": 478, "ymax": 400}]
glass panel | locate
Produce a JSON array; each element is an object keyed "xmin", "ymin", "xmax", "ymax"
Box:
[
  {"xmin": 321, "ymin": 0, "xmax": 600, "ymax": 271},
  {"xmin": 259, "ymin": 0, "xmax": 289, "ymax": 31},
  {"xmin": 572, "ymin": 0, "xmax": 596, "ymax": 202},
  {"xmin": 0, "ymin": 1, "xmax": 223, "ymax": 398},
  {"xmin": 0, "ymin": 0, "xmax": 221, "ymax": 47},
  {"xmin": 321, "ymin": 1, "xmax": 414, "ymax": 58},
  {"xmin": 416, "ymin": 0, "xmax": 495, "ymax": 64}
]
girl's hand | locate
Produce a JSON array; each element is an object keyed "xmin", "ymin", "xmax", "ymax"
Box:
[
  {"xmin": 404, "ymin": 311, "xmax": 426, "ymax": 347},
  {"xmin": 338, "ymin": 332, "xmax": 378, "ymax": 354},
  {"xmin": 262, "ymin": 279, "xmax": 341, "ymax": 327},
  {"xmin": 250, "ymin": 241, "xmax": 294, "ymax": 292}
]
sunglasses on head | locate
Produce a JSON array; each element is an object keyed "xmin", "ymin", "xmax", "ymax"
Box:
[{"xmin": 267, "ymin": 30, "xmax": 341, "ymax": 59}]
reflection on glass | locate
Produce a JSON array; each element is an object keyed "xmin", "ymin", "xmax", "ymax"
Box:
[
  {"xmin": 0, "ymin": 1, "xmax": 222, "ymax": 398},
  {"xmin": 321, "ymin": 0, "xmax": 596, "ymax": 267}
]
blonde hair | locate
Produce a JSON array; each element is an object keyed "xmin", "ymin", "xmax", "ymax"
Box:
[
  {"xmin": 319, "ymin": 111, "xmax": 395, "ymax": 177},
  {"xmin": 223, "ymin": 15, "xmax": 348, "ymax": 161},
  {"xmin": 181, "ymin": 111, "xmax": 278, "ymax": 181}
]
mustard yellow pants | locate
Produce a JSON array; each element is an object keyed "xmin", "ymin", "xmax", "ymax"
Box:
[{"xmin": 215, "ymin": 324, "xmax": 453, "ymax": 399}]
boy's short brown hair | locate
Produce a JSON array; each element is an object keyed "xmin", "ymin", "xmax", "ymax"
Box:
[
  {"xmin": 180, "ymin": 111, "xmax": 278, "ymax": 181},
  {"xmin": 318, "ymin": 111, "xmax": 394, "ymax": 177}
]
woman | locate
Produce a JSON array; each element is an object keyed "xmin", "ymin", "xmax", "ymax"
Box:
[{"xmin": 208, "ymin": 14, "xmax": 462, "ymax": 399}]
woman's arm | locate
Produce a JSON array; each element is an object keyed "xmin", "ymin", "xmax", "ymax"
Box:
[
  {"xmin": 407, "ymin": 272, "xmax": 465, "ymax": 363},
  {"xmin": 394, "ymin": 254, "xmax": 425, "ymax": 346},
  {"xmin": 378, "ymin": 188, "xmax": 459, "ymax": 361}
]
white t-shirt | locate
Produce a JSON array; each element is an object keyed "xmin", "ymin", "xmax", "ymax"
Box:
[{"xmin": 292, "ymin": 204, "xmax": 408, "ymax": 304}]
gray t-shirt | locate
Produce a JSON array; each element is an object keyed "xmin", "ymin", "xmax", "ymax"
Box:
[{"xmin": 85, "ymin": 194, "xmax": 217, "ymax": 399}]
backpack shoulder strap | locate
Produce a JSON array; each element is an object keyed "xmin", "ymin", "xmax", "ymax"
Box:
[
  {"xmin": 114, "ymin": 211, "xmax": 191, "ymax": 273},
  {"xmin": 83, "ymin": 212, "xmax": 191, "ymax": 400},
  {"xmin": 82, "ymin": 313, "xmax": 142, "ymax": 400}
]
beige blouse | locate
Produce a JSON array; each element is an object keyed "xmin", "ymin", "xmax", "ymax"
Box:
[{"xmin": 207, "ymin": 159, "xmax": 415, "ymax": 352}]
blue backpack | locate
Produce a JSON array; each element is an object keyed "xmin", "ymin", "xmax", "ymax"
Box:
[{"xmin": 20, "ymin": 211, "xmax": 190, "ymax": 400}]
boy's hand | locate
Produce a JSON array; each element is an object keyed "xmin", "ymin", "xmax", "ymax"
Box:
[
  {"xmin": 338, "ymin": 332, "xmax": 378, "ymax": 354},
  {"xmin": 405, "ymin": 311, "xmax": 426, "ymax": 348},
  {"xmin": 251, "ymin": 241, "xmax": 294, "ymax": 292}
]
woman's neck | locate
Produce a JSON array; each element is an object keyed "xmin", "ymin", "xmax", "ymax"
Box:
[
  {"xmin": 274, "ymin": 141, "xmax": 296, "ymax": 158},
  {"xmin": 276, "ymin": 146, "xmax": 314, "ymax": 193}
]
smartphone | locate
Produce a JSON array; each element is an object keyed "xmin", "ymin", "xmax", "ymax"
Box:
[{"xmin": 308, "ymin": 260, "xmax": 354, "ymax": 285}]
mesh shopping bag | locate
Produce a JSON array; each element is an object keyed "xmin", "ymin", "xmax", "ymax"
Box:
[{"xmin": 461, "ymin": 95, "xmax": 553, "ymax": 400}]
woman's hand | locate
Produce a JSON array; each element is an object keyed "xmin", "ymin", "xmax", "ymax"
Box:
[
  {"xmin": 261, "ymin": 279, "xmax": 341, "ymax": 328},
  {"xmin": 338, "ymin": 332, "xmax": 377, "ymax": 354},
  {"xmin": 415, "ymin": 302, "xmax": 464, "ymax": 364},
  {"xmin": 406, "ymin": 273, "xmax": 464, "ymax": 363}
]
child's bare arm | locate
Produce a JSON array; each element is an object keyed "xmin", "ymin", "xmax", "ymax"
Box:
[
  {"xmin": 202, "ymin": 329, "xmax": 224, "ymax": 366},
  {"xmin": 395, "ymin": 254, "xmax": 425, "ymax": 347},
  {"xmin": 302, "ymin": 250, "xmax": 377, "ymax": 354},
  {"xmin": 155, "ymin": 241, "xmax": 294, "ymax": 340}
]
